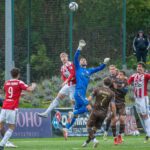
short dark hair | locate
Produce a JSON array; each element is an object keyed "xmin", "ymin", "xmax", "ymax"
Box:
[
  {"xmin": 119, "ymin": 70, "xmax": 126, "ymax": 76},
  {"xmin": 103, "ymin": 77, "xmax": 112, "ymax": 87},
  {"xmin": 138, "ymin": 62, "xmax": 146, "ymax": 69},
  {"xmin": 11, "ymin": 68, "xmax": 20, "ymax": 78}
]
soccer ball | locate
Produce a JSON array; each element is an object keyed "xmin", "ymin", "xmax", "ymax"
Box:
[{"xmin": 69, "ymin": 2, "xmax": 78, "ymax": 11}]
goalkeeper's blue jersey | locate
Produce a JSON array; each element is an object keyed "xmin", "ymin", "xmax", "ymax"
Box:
[{"xmin": 74, "ymin": 50, "xmax": 106, "ymax": 96}]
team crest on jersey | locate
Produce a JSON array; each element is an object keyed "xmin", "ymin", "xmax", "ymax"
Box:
[{"xmin": 134, "ymin": 74, "xmax": 144, "ymax": 88}]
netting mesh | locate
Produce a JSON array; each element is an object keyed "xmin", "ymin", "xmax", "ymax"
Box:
[
  {"xmin": 0, "ymin": 0, "xmax": 5, "ymax": 86},
  {"xmin": 0, "ymin": 0, "xmax": 123, "ymax": 83}
]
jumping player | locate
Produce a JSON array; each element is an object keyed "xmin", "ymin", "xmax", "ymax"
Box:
[
  {"xmin": 63, "ymin": 40, "xmax": 110, "ymax": 138},
  {"xmin": 103, "ymin": 65, "xmax": 118, "ymax": 140},
  {"xmin": 111, "ymin": 70, "xmax": 128, "ymax": 144},
  {"xmin": 82, "ymin": 77, "xmax": 116, "ymax": 148},
  {"xmin": 37, "ymin": 52, "xmax": 76, "ymax": 118},
  {"xmin": 128, "ymin": 62, "xmax": 150, "ymax": 143},
  {"xmin": 0, "ymin": 68, "xmax": 36, "ymax": 150}
]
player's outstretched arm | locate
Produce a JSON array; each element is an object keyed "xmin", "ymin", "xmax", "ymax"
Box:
[
  {"xmin": 27, "ymin": 83, "xmax": 37, "ymax": 92},
  {"xmin": 88, "ymin": 58, "xmax": 110, "ymax": 75},
  {"xmin": 74, "ymin": 40, "xmax": 86, "ymax": 69}
]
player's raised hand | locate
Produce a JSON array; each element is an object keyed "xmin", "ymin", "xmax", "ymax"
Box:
[
  {"xmin": 31, "ymin": 83, "xmax": 37, "ymax": 90},
  {"xmin": 103, "ymin": 58, "xmax": 110, "ymax": 64},
  {"xmin": 78, "ymin": 39, "xmax": 86, "ymax": 50},
  {"xmin": 27, "ymin": 82, "xmax": 37, "ymax": 91}
]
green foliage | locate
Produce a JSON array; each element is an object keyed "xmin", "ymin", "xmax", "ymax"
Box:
[
  {"xmin": 127, "ymin": 0, "xmax": 150, "ymax": 32},
  {"xmin": 18, "ymin": 68, "xmax": 137, "ymax": 108},
  {"xmin": 31, "ymin": 44, "xmax": 53, "ymax": 80}
]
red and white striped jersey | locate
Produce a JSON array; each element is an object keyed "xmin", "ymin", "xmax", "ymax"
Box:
[
  {"xmin": 128, "ymin": 73, "xmax": 150, "ymax": 98},
  {"xmin": 61, "ymin": 61, "xmax": 76, "ymax": 86}
]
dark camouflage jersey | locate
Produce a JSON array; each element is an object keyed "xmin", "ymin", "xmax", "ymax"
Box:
[{"xmin": 92, "ymin": 86, "xmax": 115, "ymax": 112}]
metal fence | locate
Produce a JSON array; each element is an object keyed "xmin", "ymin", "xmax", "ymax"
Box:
[{"xmin": 0, "ymin": 0, "xmax": 123, "ymax": 84}]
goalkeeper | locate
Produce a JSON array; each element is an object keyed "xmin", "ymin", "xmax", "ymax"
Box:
[{"xmin": 63, "ymin": 40, "xmax": 110, "ymax": 138}]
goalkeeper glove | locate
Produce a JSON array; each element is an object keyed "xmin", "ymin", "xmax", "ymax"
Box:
[
  {"xmin": 78, "ymin": 39, "xmax": 86, "ymax": 50},
  {"xmin": 103, "ymin": 58, "xmax": 110, "ymax": 64}
]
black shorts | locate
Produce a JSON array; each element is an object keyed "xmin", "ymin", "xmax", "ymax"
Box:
[{"xmin": 87, "ymin": 110, "xmax": 106, "ymax": 129}]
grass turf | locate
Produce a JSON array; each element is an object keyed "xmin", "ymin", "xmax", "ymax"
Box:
[{"xmin": 5, "ymin": 135, "xmax": 150, "ymax": 150}]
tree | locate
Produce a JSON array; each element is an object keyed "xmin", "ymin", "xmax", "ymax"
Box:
[{"xmin": 31, "ymin": 44, "xmax": 53, "ymax": 80}]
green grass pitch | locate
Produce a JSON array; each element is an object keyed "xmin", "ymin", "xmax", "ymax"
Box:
[{"xmin": 6, "ymin": 135, "xmax": 150, "ymax": 150}]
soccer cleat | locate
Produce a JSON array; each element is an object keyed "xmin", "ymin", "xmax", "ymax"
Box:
[
  {"xmin": 82, "ymin": 141, "xmax": 88, "ymax": 147},
  {"xmin": 5, "ymin": 141, "xmax": 18, "ymax": 148},
  {"xmin": 114, "ymin": 137, "xmax": 119, "ymax": 145},
  {"xmin": 0, "ymin": 146, "xmax": 4, "ymax": 150},
  {"xmin": 37, "ymin": 112, "xmax": 48, "ymax": 118},
  {"xmin": 93, "ymin": 139, "xmax": 99, "ymax": 148},
  {"xmin": 117, "ymin": 134, "xmax": 123, "ymax": 144},
  {"xmin": 144, "ymin": 136, "xmax": 149, "ymax": 143},
  {"xmin": 103, "ymin": 131, "xmax": 108, "ymax": 141},
  {"xmin": 62, "ymin": 128, "xmax": 68, "ymax": 140}
]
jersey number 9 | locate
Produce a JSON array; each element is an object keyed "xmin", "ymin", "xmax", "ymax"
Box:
[{"xmin": 8, "ymin": 87, "xmax": 13, "ymax": 98}]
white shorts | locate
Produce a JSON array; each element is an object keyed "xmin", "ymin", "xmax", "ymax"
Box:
[
  {"xmin": 59, "ymin": 84, "xmax": 75, "ymax": 101},
  {"xmin": 0, "ymin": 109, "xmax": 18, "ymax": 124},
  {"xmin": 135, "ymin": 96, "xmax": 149, "ymax": 115}
]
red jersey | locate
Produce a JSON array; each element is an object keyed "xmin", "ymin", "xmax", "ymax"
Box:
[
  {"xmin": 3, "ymin": 79, "xmax": 28, "ymax": 110},
  {"xmin": 128, "ymin": 73, "xmax": 150, "ymax": 98},
  {"xmin": 61, "ymin": 61, "xmax": 76, "ymax": 86}
]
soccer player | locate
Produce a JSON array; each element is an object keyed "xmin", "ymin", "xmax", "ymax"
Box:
[
  {"xmin": 0, "ymin": 68, "xmax": 36, "ymax": 150},
  {"xmin": 103, "ymin": 65, "xmax": 118, "ymax": 140},
  {"xmin": 111, "ymin": 70, "xmax": 128, "ymax": 144},
  {"xmin": 128, "ymin": 62, "xmax": 150, "ymax": 143},
  {"xmin": 37, "ymin": 52, "xmax": 76, "ymax": 118},
  {"xmin": 63, "ymin": 40, "xmax": 110, "ymax": 138},
  {"xmin": 82, "ymin": 77, "xmax": 116, "ymax": 148}
]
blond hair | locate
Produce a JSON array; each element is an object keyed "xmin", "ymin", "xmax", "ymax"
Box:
[{"xmin": 60, "ymin": 52, "xmax": 68, "ymax": 58}]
